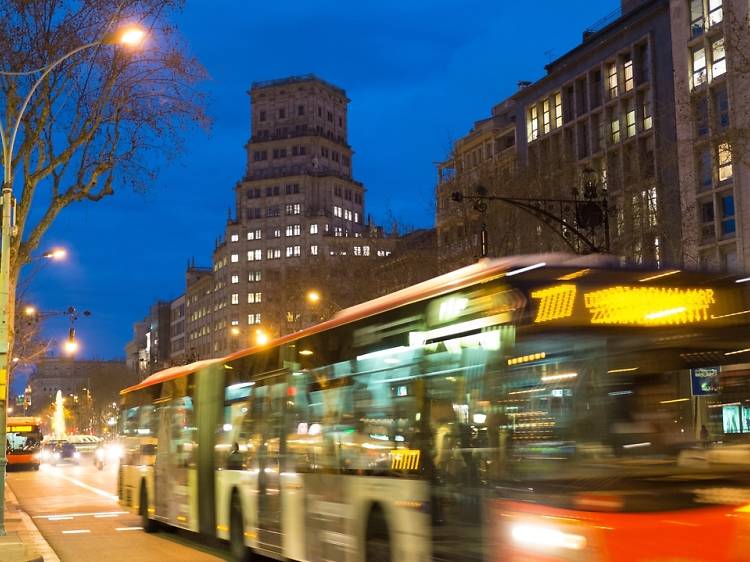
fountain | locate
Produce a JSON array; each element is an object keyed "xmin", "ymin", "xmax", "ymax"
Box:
[{"xmin": 53, "ymin": 390, "xmax": 66, "ymax": 440}]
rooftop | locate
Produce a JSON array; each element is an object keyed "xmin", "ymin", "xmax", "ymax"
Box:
[{"xmin": 250, "ymin": 74, "xmax": 347, "ymax": 98}]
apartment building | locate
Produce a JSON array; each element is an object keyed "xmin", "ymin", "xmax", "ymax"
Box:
[
  {"xmin": 185, "ymin": 75, "xmax": 398, "ymax": 359},
  {"xmin": 169, "ymin": 295, "xmax": 186, "ymax": 365},
  {"xmin": 671, "ymin": 0, "xmax": 750, "ymax": 271},
  {"xmin": 439, "ymin": 0, "xmax": 749, "ymax": 272}
]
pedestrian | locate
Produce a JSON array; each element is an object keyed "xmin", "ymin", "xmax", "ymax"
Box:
[{"xmin": 700, "ymin": 424, "xmax": 709, "ymax": 446}]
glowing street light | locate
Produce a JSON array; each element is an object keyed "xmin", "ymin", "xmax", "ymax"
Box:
[
  {"xmin": 306, "ymin": 290, "xmax": 321, "ymax": 304},
  {"xmin": 103, "ymin": 25, "xmax": 147, "ymax": 48},
  {"xmin": 23, "ymin": 305, "xmax": 36, "ymax": 317},
  {"xmin": 63, "ymin": 328, "xmax": 79, "ymax": 355},
  {"xmin": 255, "ymin": 328, "xmax": 269, "ymax": 346},
  {"xmin": 230, "ymin": 326, "xmax": 240, "ymax": 336},
  {"xmin": 42, "ymin": 248, "xmax": 67, "ymax": 261}
]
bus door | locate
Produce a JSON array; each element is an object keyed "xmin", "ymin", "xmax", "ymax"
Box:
[
  {"xmin": 156, "ymin": 395, "xmax": 197, "ymax": 528},
  {"xmin": 252, "ymin": 378, "xmax": 286, "ymax": 555}
]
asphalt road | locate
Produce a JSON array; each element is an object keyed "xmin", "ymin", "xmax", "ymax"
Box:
[{"xmin": 7, "ymin": 457, "xmax": 230, "ymax": 562}]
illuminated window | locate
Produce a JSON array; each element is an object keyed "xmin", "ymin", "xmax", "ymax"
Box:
[
  {"xmin": 354, "ymin": 246, "xmax": 362, "ymax": 256},
  {"xmin": 690, "ymin": 0, "xmax": 704, "ymax": 37},
  {"xmin": 344, "ymin": 209, "xmax": 353, "ymax": 221},
  {"xmin": 607, "ymin": 63, "xmax": 618, "ymax": 98},
  {"xmin": 708, "ymin": 0, "xmax": 723, "ymax": 26},
  {"xmin": 267, "ymin": 248, "xmax": 281, "ymax": 260},
  {"xmin": 310, "ymin": 244, "xmax": 318, "ymax": 256},
  {"xmin": 645, "ymin": 186, "xmax": 658, "ymax": 227},
  {"xmin": 711, "ymin": 37, "xmax": 726, "ymax": 78},
  {"xmin": 334, "ymin": 226, "xmax": 343, "ymax": 237},
  {"xmin": 527, "ymin": 105, "xmax": 539, "ymax": 141},
  {"xmin": 247, "ymin": 313, "xmax": 261, "ymax": 325},
  {"xmin": 249, "ymin": 271, "xmax": 261, "ymax": 282},
  {"xmin": 231, "ymin": 294, "xmax": 239, "ymax": 305},
  {"xmin": 554, "ymin": 93, "xmax": 562, "ymax": 128},
  {"xmin": 718, "ymin": 142, "xmax": 733, "ymax": 182},
  {"xmin": 310, "ymin": 224, "xmax": 318, "ymax": 234},
  {"xmin": 230, "ymin": 253, "xmax": 239, "ymax": 263},
  {"xmin": 247, "ymin": 249, "xmax": 262, "ymax": 261},
  {"xmin": 247, "ymin": 229, "xmax": 262, "ymax": 240},
  {"xmin": 285, "ymin": 203, "xmax": 301, "ymax": 215},
  {"xmin": 231, "ymin": 275, "xmax": 239, "ymax": 284},
  {"xmin": 692, "ymin": 47, "xmax": 707, "ymax": 87},
  {"xmin": 354, "ymin": 212, "xmax": 360, "ymax": 223},
  {"xmin": 610, "ymin": 114, "xmax": 621, "ymax": 143},
  {"xmin": 625, "ymin": 100, "xmax": 636, "ymax": 138},
  {"xmin": 363, "ymin": 245, "xmax": 370, "ymax": 256},
  {"xmin": 624, "ymin": 58, "xmax": 634, "ymax": 91},
  {"xmin": 247, "ymin": 292, "xmax": 262, "ymax": 304},
  {"xmin": 542, "ymin": 99, "xmax": 551, "ymax": 134},
  {"xmin": 333, "ymin": 205, "xmax": 343, "ymax": 217},
  {"xmin": 721, "ymin": 193, "xmax": 735, "ymax": 237},
  {"xmin": 231, "ymin": 319, "xmax": 239, "ymax": 326},
  {"xmin": 230, "ymin": 233, "xmax": 239, "ymax": 242},
  {"xmin": 286, "ymin": 245, "xmax": 301, "ymax": 257},
  {"xmin": 286, "ymin": 224, "xmax": 301, "ymax": 237}
]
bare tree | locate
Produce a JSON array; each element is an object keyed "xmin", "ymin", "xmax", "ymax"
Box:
[{"xmin": 0, "ymin": 0, "xmax": 207, "ymax": 352}]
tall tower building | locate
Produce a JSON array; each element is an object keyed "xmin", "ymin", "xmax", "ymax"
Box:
[{"xmin": 201, "ymin": 75, "xmax": 393, "ymax": 357}]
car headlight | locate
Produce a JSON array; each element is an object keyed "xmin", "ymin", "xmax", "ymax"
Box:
[
  {"xmin": 107, "ymin": 445, "xmax": 124, "ymax": 461},
  {"xmin": 73, "ymin": 451, "xmax": 81, "ymax": 459},
  {"xmin": 511, "ymin": 523, "xmax": 587, "ymax": 552}
]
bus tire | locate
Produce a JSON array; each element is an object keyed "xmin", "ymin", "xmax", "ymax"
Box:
[
  {"xmin": 365, "ymin": 504, "xmax": 392, "ymax": 562},
  {"xmin": 140, "ymin": 481, "xmax": 157, "ymax": 533},
  {"xmin": 229, "ymin": 490, "xmax": 251, "ymax": 561}
]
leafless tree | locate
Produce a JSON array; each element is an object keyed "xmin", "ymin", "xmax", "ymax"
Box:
[{"xmin": 0, "ymin": 0, "xmax": 207, "ymax": 353}]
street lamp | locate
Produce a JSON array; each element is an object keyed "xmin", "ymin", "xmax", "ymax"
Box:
[
  {"xmin": 63, "ymin": 328, "xmax": 79, "ymax": 356},
  {"xmin": 42, "ymin": 248, "xmax": 67, "ymax": 261},
  {"xmin": 255, "ymin": 328, "xmax": 270, "ymax": 346}
]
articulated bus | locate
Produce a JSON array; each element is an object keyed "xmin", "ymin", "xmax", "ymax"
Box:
[
  {"xmin": 6, "ymin": 416, "xmax": 43, "ymax": 470},
  {"xmin": 120, "ymin": 255, "xmax": 750, "ymax": 561}
]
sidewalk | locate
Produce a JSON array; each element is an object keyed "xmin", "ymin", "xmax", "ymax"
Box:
[{"xmin": 1, "ymin": 483, "xmax": 59, "ymax": 562}]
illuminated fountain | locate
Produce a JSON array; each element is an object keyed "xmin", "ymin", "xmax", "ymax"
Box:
[{"xmin": 53, "ymin": 390, "xmax": 66, "ymax": 440}]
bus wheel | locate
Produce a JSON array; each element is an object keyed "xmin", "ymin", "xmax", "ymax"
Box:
[
  {"xmin": 230, "ymin": 491, "xmax": 251, "ymax": 561},
  {"xmin": 140, "ymin": 482, "xmax": 157, "ymax": 533},
  {"xmin": 365, "ymin": 505, "xmax": 392, "ymax": 562}
]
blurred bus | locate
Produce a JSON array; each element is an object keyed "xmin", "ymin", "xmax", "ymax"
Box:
[
  {"xmin": 118, "ymin": 255, "xmax": 750, "ymax": 561},
  {"xmin": 6, "ymin": 416, "xmax": 42, "ymax": 470}
]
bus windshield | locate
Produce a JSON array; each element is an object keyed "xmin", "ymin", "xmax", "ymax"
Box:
[{"xmin": 7, "ymin": 424, "xmax": 42, "ymax": 454}]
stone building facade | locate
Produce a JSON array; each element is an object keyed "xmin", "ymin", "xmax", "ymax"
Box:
[
  {"xmin": 186, "ymin": 75, "xmax": 401, "ymax": 359},
  {"xmin": 438, "ymin": 0, "xmax": 749, "ymax": 273}
]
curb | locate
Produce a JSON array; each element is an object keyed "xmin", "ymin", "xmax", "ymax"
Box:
[{"xmin": 3, "ymin": 484, "xmax": 60, "ymax": 562}]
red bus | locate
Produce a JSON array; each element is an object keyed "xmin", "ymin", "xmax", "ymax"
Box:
[
  {"xmin": 6, "ymin": 416, "xmax": 42, "ymax": 470},
  {"xmin": 119, "ymin": 255, "xmax": 750, "ymax": 561}
]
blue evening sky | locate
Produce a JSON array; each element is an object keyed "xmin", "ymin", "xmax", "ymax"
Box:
[{"xmin": 22, "ymin": 0, "xmax": 619, "ymax": 369}]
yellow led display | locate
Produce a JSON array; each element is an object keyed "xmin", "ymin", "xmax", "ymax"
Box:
[
  {"xmin": 584, "ymin": 286, "xmax": 715, "ymax": 326},
  {"xmin": 508, "ymin": 352, "xmax": 546, "ymax": 366},
  {"xmin": 391, "ymin": 449, "xmax": 421, "ymax": 470},
  {"xmin": 7, "ymin": 425, "xmax": 33, "ymax": 432},
  {"xmin": 531, "ymin": 284, "xmax": 577, "ymax": 323}
]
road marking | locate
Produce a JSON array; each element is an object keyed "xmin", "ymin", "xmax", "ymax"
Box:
[
  {"xmin": 93, "ymin": 513, "xmax": 120, "ymax": 518},
  {"xmin": 62, "ymin": 529, "xmax": 91, "ymax": 534},
  {"xmin": 45, "ymin": 470, "xmax": 118, "ymax": 501},
  {"xmin": 47, "ymin": 516, "xmax": 74, "ymax": 521},
  {"xmin": 34, "ymin": 511, "xmax": 127, "ymax": 519},
  {"xmin": 115, "ymin": 527, "xmax": 143, "ymax": 531}
]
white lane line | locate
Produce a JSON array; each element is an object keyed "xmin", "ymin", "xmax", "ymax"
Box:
[
  {"xmin": 62, "ymin": 529, "xmax": 91, "ymax": 534},
  {"xmin": 47, "ymin": 516, "xmax": 74, "ymax": 521},
  {"xmin": 45, "ymin": 470, "xmax": 118, "ymax": 501},
  {"xmin": 34, "ymin": 511, "xmax": 127, "ymax": 519},
  {"xmin": 115, "ymin": 527, "xmax": 143, "ymax": 531},
  {"xmin": 93, "ymin": 513, "xmax": 120, "ymax": 518}
]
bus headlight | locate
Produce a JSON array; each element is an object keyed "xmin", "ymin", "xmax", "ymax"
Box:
[
  {"xmin": 73, "ymin": 451, "xmax": 81, "ymax": 460},
  {"xmin": 510, "ymin": 523, "xmax": 587, "ymax": 552}
]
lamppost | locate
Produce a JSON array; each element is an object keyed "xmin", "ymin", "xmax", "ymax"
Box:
[
  {"xmin": 451, "ymin": 168, "xmax": 610, "ymax": 256},
  {"xmin": 305, "ymin": 289, "xmax": 341, "ymax": 323},
  {"xmin": 0, "ymin": 25, "xmax": 144, "ymax": 534}
]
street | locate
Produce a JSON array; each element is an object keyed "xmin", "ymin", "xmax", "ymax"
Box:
[{"xmin": 7, "ymin": 458, "xmax": 229, "ymax": 562}]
